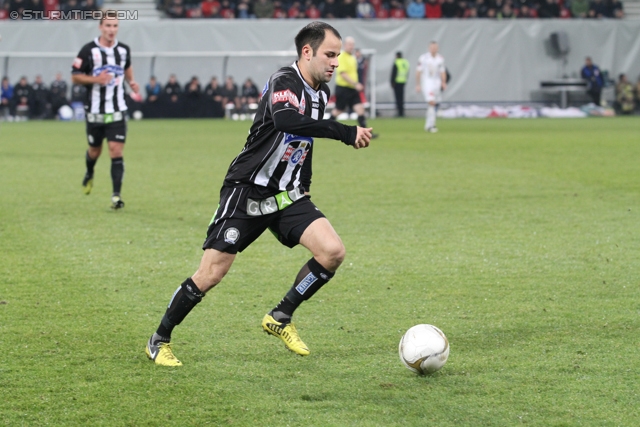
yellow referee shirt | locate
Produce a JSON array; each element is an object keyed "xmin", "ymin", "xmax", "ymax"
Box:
[{"xmin": 335, "ymin": 51, "xmax": 358, "ymax": 88}]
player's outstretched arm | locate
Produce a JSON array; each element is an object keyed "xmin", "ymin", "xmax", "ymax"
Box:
[{"xmin": 272, "ymin": 108, "xmax": 358, "ymax": 146}]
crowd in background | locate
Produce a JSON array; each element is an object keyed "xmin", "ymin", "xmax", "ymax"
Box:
[
  {"xmin": 2, "ymin": 72, "xmax": 640, "ymax": 120},
  {"xmin": 0, "ymin": 0, "xmax": 626, "ymax": 19},
  {"xmin": 0, "ymin": 73, "xmax": 263, "ymax": 120},
  {"xmin": 160, "ymin": 0, "xmax": 626, "ymax": 19}
]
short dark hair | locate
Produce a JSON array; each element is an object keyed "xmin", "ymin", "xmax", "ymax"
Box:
[
  {"xmin": 100, "ymin": 9, "xmax": 119, "ymax": 24},
  {"xmin": 294, "ymin": 21, "xmax": 341, "ymax": 58}
]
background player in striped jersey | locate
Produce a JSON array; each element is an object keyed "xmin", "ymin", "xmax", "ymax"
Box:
[
  {"xmin": 71, "ymin": 12, "xmax": 140, "ymax": 209},
  {"xmin": 416, "ymin": 41, "xmax": 447, "ymax": 133},
  {"xmin": 145, "ymin": 21, "xmax": 373, "ymax": 367}
]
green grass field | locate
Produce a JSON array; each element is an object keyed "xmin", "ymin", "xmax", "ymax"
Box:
[{"xmin": 1, "ymin": 117, "xmax": 639, "ymax": 426}]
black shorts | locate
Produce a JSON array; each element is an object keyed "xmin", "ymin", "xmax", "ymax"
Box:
[
  {"xmin": 86, "ymin": 120, "xmax": 127, "ymax": 147},
  {"xmin": 334, "ymin": 85, "xmax": 362, "ymax": 111},
  {"xmin": 203, "ymin": 186, "xmax": 326, "ymax": 254}
]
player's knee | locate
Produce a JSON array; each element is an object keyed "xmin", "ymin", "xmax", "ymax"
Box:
[{"xmin": 321, "ymin": 241, "xmax": 345, "ymax": 270}]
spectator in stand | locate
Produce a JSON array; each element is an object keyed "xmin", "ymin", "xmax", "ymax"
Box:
[
  {"xmin": 184, "ymin": 76, "xmax": 202, "ymax": 116},
  {"xmin": 321, "ymin": 0, "xmax": 340, "ymax": 17},
  {"xmin": 32, "ymin": 75, "xmax": 49, "ymax": 119},
  {"xmin": 13, "ymin": 76, "xmax": 33, "ymax": 119},
  {"xmin": 486, "ymin": 7, "xmax": 497, "ymax": 17},
  {"xmin": 272, "ymin": 0, "xmax": 287, "ymax": 17},
  {"xmin": 83, "ymin": 0, "xmax": 98, "ymax": 11},
  {"xmin": 609, "ymin": 0, "xmax": 623, "ymax": 17},
  {"xmin": 221, "ymin": 76, "xmax": 240, "ymax": 112},
  {"xmin": 498, "ymin": 2, "xmax": 515, "ymax": 17},
  {"xmin": 146, "ymin": 76, "xmax": 162, "ymax": 102},
  {"xmin": 615, "ymin": 73, "xmax": 634, "ymax": 114},
  {"xmin": 356, "ymin": 0, "xmax": 376, "ymax": 18},
  {"xmin": 240, "ymin": 78, "xmax": 259, "ymax": 111},
  {"xmin": 517, "ymin": 3, "xmax": 531, "ymax": 17},
  {"xmin": 570, "ymin": 0, "xmax": 589, "ymax": 17},
  {"xmin": 581, "ymin": 57, "xmax": 604, "ymax": 105},
  {"xmin": 441, "ymin": 0, "xmax": 459, "ymax": 18},
  {"xmin": 389, "ymin": 0, "xmax": 407, "ymax": 17},
  {"xmin": 588, "ymin": 0, "xmax": 607, "ymax": 17},
  {"xmin": 538, "ymin": 0, "xmax": 560, "ymax": 17},
  {"xmin": 406, "ymin": 0, "xmax": 425, "ymax": 18},
  {"xmin": 475, "ymin": 0, "xmax": 489, "ymax": 16},
  {"xmin": 425, "ymin": 0, "xmax": 442, "ymax": 18},
  {"xmin": 201, "ymin": 0, "xmax": 221, "ymax": 17},
  {"xmin": 164, "ymin": 74, "xmax": 182, "ymax": 104},
  {"xmin": 254, "ymin": 0, "xmax": 274, "ymax": 17},
  {"xmin": 61, "ymin": 0, "xmax": 80, "ymax": 16},
  {"xmin": 1, "ymin": 77, "xmax": 13, "ymax": 120},
  {"xmin": 220, "ymin": 0, "xmax": 236, "ymax": 17},
  {"xmin": 338, "ymin": 0, "xmax": 357, "ymax": 17},
  {"xmin": 31, "ymin": 0, "xmax": 45, "ymax": 16},
  {"xmin": 305, "ymin": 0, "xmax": 321, "ymax": 18},
  {"xmin": 236, "ymin": 0, "xmax": 254, "ymax": 18},
  {"xmin": 49, "ymin": 72, "xmax": 69, "ymax": 115},
  {"xmin": 465, "ymin": 5, "xmax": 478, "ymax": 17},
  {"xmin": 168, "ymin": 0, "xmax": 187, "ymax": 17},
  {"xmin": 287, "ymin": 0, "xmax": 302, "ymax": 18},
  {"xmin": 9, "ymin": 0, "xmax": 29, "ymax": 18}
]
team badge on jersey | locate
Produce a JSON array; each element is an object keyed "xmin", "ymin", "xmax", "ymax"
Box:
[{"xmin": 224, "ymin": 227, "xmax": 240, "ymax": 244}]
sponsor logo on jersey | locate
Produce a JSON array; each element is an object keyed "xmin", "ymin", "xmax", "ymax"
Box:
[
  {"xmin": 93, "ymin": 64, "xmax": 124, "ymax": 86},
  {"xmin": 72, "ymin": 57, "xmax": 83, "ymax": 69},
  {"xmin": 272, "ymin": 89, "xmax": 299, "ymax": 108},
  {"xmin": 295, "ymin": 272, "xmax": 318, "ymax": 295},
  {"xmin": 224, "ymin": 227, "xmax": 240, "ymax": 244}
]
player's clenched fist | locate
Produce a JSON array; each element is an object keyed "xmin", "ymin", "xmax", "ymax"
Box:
[{"xmin": 353, "ymin": 126, "xmax": 373, "ymax": 149}]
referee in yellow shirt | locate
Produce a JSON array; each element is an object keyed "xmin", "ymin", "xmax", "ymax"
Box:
[{"xmin": 330, "ymin": 36, "xmax": 377, "ymax": 137}]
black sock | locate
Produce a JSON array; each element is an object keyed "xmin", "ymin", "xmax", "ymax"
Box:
[
  {"xmin": 156, "ymin": 278, "xmax": 205, "ymax": 340},
  {"xmin": 357, "ymin": 115, "xmax": 367, "ymax": 127},
  {"xmin": 111, "ymin": 157, "xmax": 124, "ymax": 195},
  {"xmin": 86, "ymin": 151, "xmax": 97, "ymax": 176},
  {"xmin": 270, "ymin": 257, "xmax": 335, "ymax": 322}
]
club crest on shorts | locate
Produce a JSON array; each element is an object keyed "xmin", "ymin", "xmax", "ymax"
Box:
[{"xmin": 224, "ymin": 227, "xmax": 240, "ymax": 244}]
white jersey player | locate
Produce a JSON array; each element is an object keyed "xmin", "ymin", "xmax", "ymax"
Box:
[{"xmin": 416, "ymin": 41, "xmax": 447, "ymax": 133}]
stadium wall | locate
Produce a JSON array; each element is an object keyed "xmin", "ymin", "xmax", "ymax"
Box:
[{"xmin": 1, "ymin": 20, "xmax": 639, "ymax": 104}]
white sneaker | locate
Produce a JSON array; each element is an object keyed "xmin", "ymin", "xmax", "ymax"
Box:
[{"xmin": 426, "ymin": 127, "xmax": 438, "ymax": 133}]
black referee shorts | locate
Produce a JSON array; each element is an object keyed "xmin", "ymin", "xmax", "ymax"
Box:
[
  {"xmin": 203, "ymin": 186, "xmax": 326, "ymax": 254},
  {"xmin": 86, "ymin": 120, "xmax": 127, "ymax": 147},
  {"xmin": 334, "ymin": 85, "xmax": 362, "ymax": 111}
]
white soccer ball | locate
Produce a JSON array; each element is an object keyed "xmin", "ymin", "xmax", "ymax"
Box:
[
  {"xmin": 58, "ymin": 105, "xmax": 73, "ymax": 121},
  {"xmin": 399, "ymin": 324, "xmax": 450, "ymax": 375},
  {"xmin": 132, "ymin": 110, "xmax": 143, "ymax": 120}
]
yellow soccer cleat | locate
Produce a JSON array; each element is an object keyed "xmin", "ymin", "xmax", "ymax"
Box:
[
  {"xmin": 82, "ymin": 174, "xmax": 93, "ymax": 195},
  {"xmin": 146, "ymin": 336, "xmax": 183, "ymax": 367},
  {"xmin": 262, "ymin": 313, "xmax": 310, "ymax": 356}
]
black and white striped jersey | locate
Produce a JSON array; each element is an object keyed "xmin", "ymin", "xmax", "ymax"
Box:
[
  {"xmin": 224, "ymin": 62, "xmax": 357, "ymax": 197},
  {"xmin": 71, "ymin": 38, "xmax": 131, "ymax": 114}
]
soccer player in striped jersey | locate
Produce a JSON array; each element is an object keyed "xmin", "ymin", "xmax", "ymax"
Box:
[
  {"xmin": 146, "ymin": 21, "xmax": 374, "ymax": 367},
  {"xmin": 71, "ymin": 11, "xmax": 140, "ymax": 209}
]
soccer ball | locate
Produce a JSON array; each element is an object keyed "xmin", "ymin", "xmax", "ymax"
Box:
[{"xmin": 399, "ymin": 324, "xmax": 450, "ymax": 375}]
